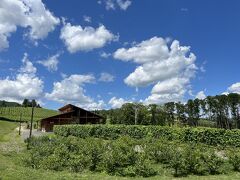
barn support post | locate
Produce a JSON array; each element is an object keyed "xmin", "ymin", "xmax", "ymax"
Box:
[{"xmin": 78, "ymin": 110, "xmax": 81, "ymax": 124}]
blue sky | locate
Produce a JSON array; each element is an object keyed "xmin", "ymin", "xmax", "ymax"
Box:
[{"xmin": 0, "ymin": 0, "xmax": 240, "ymax": 110}]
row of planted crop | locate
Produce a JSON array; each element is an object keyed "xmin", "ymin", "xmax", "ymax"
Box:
[
  {"xmin": 26, "ymin": 135, "xmax": 240, "ymax": 177},
  {"xmin": 54, "ymin": 124, "xmax": 240, "ymax": 147}
]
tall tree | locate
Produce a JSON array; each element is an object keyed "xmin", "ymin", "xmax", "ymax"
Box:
[
  {"xmin": 228, "ymin": 93, "xmax": 240, "ymax": 129},
  {"xmin": 31, "ymin": 99, "xmax": 37, "ymax": 107},
  {"xmin": 22, "ymin": 99, "xmax": 29, "ymax": 107},
  {"xmin": 149, "ymin": 104, "xmax": 157, "ymax": 125},
  {"xmin": 164, "ymin": 102, "xmax": 175, "ymax": 126},
  {"xmin": 175, "ymin": 102, "xmax": 187, "ymax": 125}
]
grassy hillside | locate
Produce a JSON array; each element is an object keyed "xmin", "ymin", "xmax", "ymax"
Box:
[
  {"xmin": 0, "ymin": 100, "xmax": 21, "ymax": 107},
  {"xmin": 0, "ymin": 107, "xmax": 58, "ymax": 122}
]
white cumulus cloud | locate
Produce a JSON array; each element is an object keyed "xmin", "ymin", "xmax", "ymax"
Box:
[
  {"xmin": 0, "ymin": 53, "xmax": 43, "ymax": 102},
  {"xmin": 37, "ymin": 53, "xmax": 60, "ymax": 72},
  {"xmin": 60, "ymin": 22, "xmax": 117, "ymax": 53},
  {"xmin": 108, "ymin": 96, "xmax": 128, "ymax": 108},
  {"xmin": 83, "ymin": 15, "xmax": 92, "ymax": 23},
  {"xmin": 45, "ymin": 74, "xmax": 105, "ymax": 110},
  {"xmin": 99, "ymin": 72, "xmax": 115, "ymax": 82},
  {"xmin": 196, "ymin": 91, "xmax": 206, "ymax": 100},
  {"xmin": 98, "ymin": 0, "xmax": 132, "ymax": 11},
  {"xmin": 114, "ymin": 37, "xmax": 197, "ymax": 104},
  {"xmin": 227, "ymin": 82, "xmax": 240, "ymax": 94},
  {"xmin": 100, "ymin": 51, "xmax": 111, "ymax": 58},
  {"xmin": 116, "ymin": 0, "xmax": 132, "ymax": 10},
  {"xmin": 0, "ymin": 0, "xmax": 59, "ymax": 50}
]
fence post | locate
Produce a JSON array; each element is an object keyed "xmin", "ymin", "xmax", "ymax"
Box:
[{"xmin": 29, "ymin": 101, "xmax": 34, "ymax": 138}]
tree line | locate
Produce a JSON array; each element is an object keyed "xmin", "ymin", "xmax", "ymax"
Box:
[
  {"xmin": 22, "ymin": 99, "xmax": 41, "ymax": 108},
  {"xmin": 0, "ymin": 99, "xmax": 41, "ymax": 108},
  {"xmin": 97, "ymin": 93, "xmax": 240, "ymax": 129}
]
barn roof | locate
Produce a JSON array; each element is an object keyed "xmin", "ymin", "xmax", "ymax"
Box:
[
  {"xmin": 41, "ymin": 111, "xmax": 73, "ymax": 121},
  {"xmin": 41, "ymin": 104, "xmax": 103, "ymax": 121}
]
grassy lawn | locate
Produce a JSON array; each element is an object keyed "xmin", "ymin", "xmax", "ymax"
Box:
[
  {"xmin": 1, "ymin": 120, "xmax": 240, "ymax": 180},
  {"xmin": 0, "ymin": 121, "xmax": 18, "ymax": 142}
]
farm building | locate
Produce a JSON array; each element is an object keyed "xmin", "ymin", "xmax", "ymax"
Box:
[{"xmin": 40, "ymin": 104, "xmax": 103, "ymax": 132}]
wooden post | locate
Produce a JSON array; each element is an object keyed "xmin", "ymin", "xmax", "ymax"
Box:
[
  {"xmin": 29, "ymin": 101, "xmax": 34, "ymax": 138},
  {"xmin": 19, "ymin": 112, "xmax": 22, "ymax": 135},
  {"xmin": 78, "ymin": 110, "xmax": 81, "ymax": 124},
  {"xmin": 36, "ymin": 121, "xmax": 38, "ymax": 131}
]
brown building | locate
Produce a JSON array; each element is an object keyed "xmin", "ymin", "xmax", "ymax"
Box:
[{"xmin": 40, "ymin": 104, "xmax": 103, "ymax": 132}]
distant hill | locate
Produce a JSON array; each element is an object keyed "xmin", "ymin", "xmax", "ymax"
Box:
[
  {"xmin": 0, "ymin": 100, "xmax": 21, "ymax": 107},
  {"xmin": 0, "ymin": 107, "xmax": 59, "ymax": 122}
]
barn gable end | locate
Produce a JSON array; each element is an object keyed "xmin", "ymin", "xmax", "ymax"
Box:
[{"xmin": 40, "ymin": 104, "xmax": 103, "ymax": 132}]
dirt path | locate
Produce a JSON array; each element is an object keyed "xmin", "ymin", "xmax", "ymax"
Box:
[{"xmin": 16, "ymin": 125, "xmax": 51, "ymax": 140}]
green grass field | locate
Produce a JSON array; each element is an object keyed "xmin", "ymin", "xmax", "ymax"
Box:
[{"xmin": 0, "ymin": 107, "xmax": 58, "ymax": 122}]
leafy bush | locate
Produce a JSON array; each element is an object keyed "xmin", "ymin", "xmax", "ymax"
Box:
[
  {"xmin": 54, "ymin": 124, "xmax": 240, "ymax": 147},
  {"xmin": 165, "ymin": 143, "xmax": 226, "ymax": 177},
  {"xmin": 25, "ymin": 135, "xmax": 230, "ymax": 178},
  {"xmin": 203, "ymin": 150, "xmax": 225, "ymax": 175},
  {"xmin": 147, "ymin": 139, "xmax": 175, "ymax": 164},
  {"xmin": 133, "ymin": 154, "xmax": 157, "ymax": 177},
  {"xmin": 26, "ymin": 135, "xmax": 157, "ymax": 177},
  {"xmin": 184, "ymin": 145, "xmax": 209, "ymax": 175},
  {"xmin": 169, "ymin": 147, "xmax": 188, "ymax": 177},
  {"xmin": 228, "ymin": 149, "xmax": 240, "ymax": 171}
]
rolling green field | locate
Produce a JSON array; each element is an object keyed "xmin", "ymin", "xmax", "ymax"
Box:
[{"xmin": 0, "ymin": 107, "xmax": 58, "ymax": 122}]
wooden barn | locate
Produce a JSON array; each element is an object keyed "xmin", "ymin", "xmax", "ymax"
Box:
[{"xmin": 40, "ymin": 104, "xmax": 103, "ymax": 132}]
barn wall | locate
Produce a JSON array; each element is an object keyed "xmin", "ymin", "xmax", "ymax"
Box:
[{"xmin": 40, "ymin": 106, "xmax": 103, "ymax": 132}]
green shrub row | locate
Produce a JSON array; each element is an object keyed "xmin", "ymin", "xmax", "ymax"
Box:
[
  {"xmin": 25, "ymin": 136, "xmax": 157, "ymax": 177},
  {"xmin": 54, "ymin": 125, "xmax": 240, "ymax": 147},
  {"xmin": 25, "ymin": 136, "xmax": 240, "ymax": 177}
]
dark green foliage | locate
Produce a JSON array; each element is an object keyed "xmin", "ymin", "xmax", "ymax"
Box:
[
  {"xmin": 164, "ymin": 102, "xmax": 175, "ymax": 126},
  {"xmin": 97, "ymin": 93, "xmax": 240, "ymax": 129},
  {"xmin": 168, "ymin": 144, "xmax": 225, "ymax": 176},
  {"xmin": 26, "ymin": 134, "xmax": 234, "ymax": 178},
  {"xmin": 54, "ymin": 125, "xmax": 240, "ymax": 147},
  {"xmin": 0, "ymin": 100, "xmax": 21, "ymax": 107},
  {"xmin": 133, "ymin": 154, "xmax": 157, "ymax": 177},
  {"xmin": 228, "ymin": 149, "xmax": 240, "ymax": 171},
  {"xmin": 203, "ymin": 150, "xmax": 225, "ymax": 175},
  {"xmin": 147, "ymin": 139, "xmax": 175, "ymax": 164},
  {"xmin": 22, "ymin": 99, "xmax": 41, "ymax": 108},
  {"xmin": 184, "ymin": 145, "xmax": 209, "ymax": 175},
  {"xmin": 169, "ymin": 148, "xmax": 188, "ymax": 177},
  {"xmin": 26, "ymin": 136, "xmax": 157, "ymax": 177}
]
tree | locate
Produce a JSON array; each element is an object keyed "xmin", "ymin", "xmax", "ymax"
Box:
[
  {"xmin": 2, "ymin": 100, "xmax": 6, "ymax": 107},
  {"xmin": 149, "ymin": 104, "xmax": 157, "ymax": 125},
  {"xmin": 120, "ymin": 103, "xmax": 135, "ymax": 124},
  {"xmin": 164, "ymin": 102, "xmax": 175, "ymax": 126},
  {"xmin": 185, "ymin": 99, "xmax": 200, "ymax": 126},
  {"xmin": 155, "ymin": 105, "xmax": 167, "ymax": 126},
  {"xmin": 31, "ymin": 99, "xmax": 37, "ymax": 107},
  {"xmin": 228, "ymin": 93, "xmax": 240, "ymax": 129},
  {"xmin": 22, "ymin": 99, "xmax": 29, "ymax": 107},
  {"xmin": 215, "ymin": 95, "xmax": 230, "ymax": 129},
  {"xmin": 175, "ymin": 102, "xmax": 187, "ymax": 125},
  {"xmin": 137, "ymin": 103, "xmax": 150, "ymax": 125}
]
